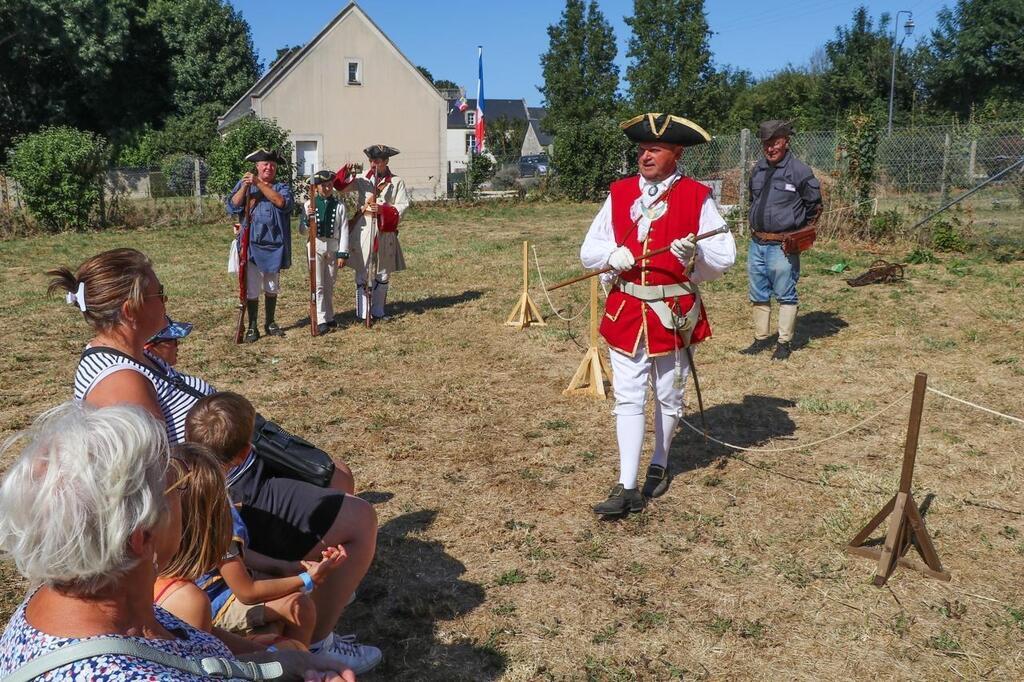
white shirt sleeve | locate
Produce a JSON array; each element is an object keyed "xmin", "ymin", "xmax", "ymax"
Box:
[
  {"xmin": 580, "ymin": 196, "xmax": 615, "ymax": 270},
  {"xmin": 389, "ymin": 177, "xmax": 411, "ymax": 218},
  {"xmin": 335, "ymin": 202, "xmax": 348, "ymax": 253},
  {"xmin": 690, "ymin": 196, "xmax": 736, "ymax": 284}
]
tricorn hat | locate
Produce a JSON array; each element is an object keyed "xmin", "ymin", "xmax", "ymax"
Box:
[
  {"xmin": 245, "ymin": 148, "xmax": 288, "ymax": 164},
  {"xmin": 147, "ymin": 315, "xmax": 193, "ymax": 344},
  {"xmin": 758, "ymin": 120, "xmax": 794, "ymax": 142},
  {"xmin": 620, "ymin": 113, "xmax": 711, "ymax": 146},
  {"xmin": 309, "ymin": 169, "xmax": 335, "ymax": 185},
  {"xmin": 363, "ymin": 144, "xmax": 400, "ymax": 160}
]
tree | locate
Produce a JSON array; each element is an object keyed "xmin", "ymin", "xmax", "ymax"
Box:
[
  {"xmin": 485, "ymin": 116, "xmax": 528, "ymax": 165},
  {"xmin": 6, "ymin": 127, "xmax": 109, "ymax": 231},
  {"xmin": 417, "ymin": 66, "xmax": 459, "ymax": 91},
  {"xmin": 146, "ymin": 0, "xmax": 260, "ymax": 116},
  {"xmin": 624, "ymin": 0, "xmax": 719, "ymax": 126},
  {"xmin": 207, "ymin": 116, "xmax": 293, "ymax": 195},
  {"xmin": 921, "ymin": 0, "xmax": 1024, "ymax": 119},
  {"xmin": 724, "ymin": 68, "xmax": 826, "ymax": 131},
  {"xmin": 553, "ymin": 117, "xmax": 631, "ymax": 201},
  {"xmin": 819, "ymin": 7, "xmax": 915, "ymax": 125},
  {"xmin": 0, "ymin": 1, "xmax": 172, "ymax": 158},
  {"xmin": 539, "ymin": 0, "xmax": 619, "ymax": 132}
]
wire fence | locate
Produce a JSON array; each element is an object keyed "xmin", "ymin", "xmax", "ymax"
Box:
[{"xmin": 685, "ymin": 120, "xmax": 1024, "ymax": 205}]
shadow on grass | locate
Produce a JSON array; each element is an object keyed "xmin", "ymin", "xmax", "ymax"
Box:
[
  {"xmin": 668, "ymin": 394, "xmax": 798, "ymax": 475},
  {"xmin": 343, "ymin": 510, "xmax": 503, "ymax": 681},
  {"xmin": 283, "ymin": 290, "xmax": 484, "ymax": 331},
  {"xmin": 792, "ymin": 310, "xmax": 848, "ymax": 349}
]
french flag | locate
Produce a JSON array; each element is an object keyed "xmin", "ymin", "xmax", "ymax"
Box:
[{"xmin": 474, "ymin": 46, "xmax": 485, "ymax": 153}]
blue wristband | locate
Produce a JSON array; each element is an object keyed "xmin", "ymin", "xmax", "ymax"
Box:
[
  {"xmin": 265, "ymin": 645, "xmax": 278, "ymax": 652},
  {"xmin": 299, "ymin": 571, "xmax": 315, "ymax": 593}
]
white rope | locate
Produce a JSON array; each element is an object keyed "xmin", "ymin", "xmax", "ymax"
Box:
[
  {"xmin": 677, "ymin": 390, "xmax": 913, "ymax": 453},
  {"xmin": 530, "ymin": 245, "xmax": 589, "ymax": 322},
  {"xmin": 926, "ymin": 387, "xmax": 1024, "ymax": 427}
]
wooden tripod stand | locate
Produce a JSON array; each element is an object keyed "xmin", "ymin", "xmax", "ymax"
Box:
[
  {"xmin": 846, "ymin": 373, "xmax": 951, "ymax": 586},
  {"xmin": 505, "ymin": 241, "xmax": 546, "ymax": 330},
  {"xmin": 563, "ymin": 277, "xmax": 611, "ymax": 399}
]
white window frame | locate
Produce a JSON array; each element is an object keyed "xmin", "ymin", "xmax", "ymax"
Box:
[
  {"xmin": 465, "ymin": 133, "xmax": 476, "ymax": 154},
  {"xmin": 345, "ymin": 59, "xmax": 362, "ymax": 86},
  {"xmin": 465, "ymin": 111, "xmax": 476, "ymax": 126}
]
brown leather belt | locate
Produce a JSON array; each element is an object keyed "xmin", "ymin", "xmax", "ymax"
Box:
[{"xmin": 753, "ymin": 230, "xmax": 789, "ymax": 242}]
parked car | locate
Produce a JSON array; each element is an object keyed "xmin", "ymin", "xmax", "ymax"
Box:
[{"xmin": 519, "ymin": 154, "xmax": 551, "ymax": 177}]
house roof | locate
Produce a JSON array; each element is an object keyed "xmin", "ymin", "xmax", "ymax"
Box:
[
  {"xmin": 446, "ymin": 99, "xmax": 529, "ymax": 129},
  {"xmin": 218, "ymin": 2, "xmax": 441, "ymax": 131},
  {"xmin": 527, "ymin": 107, "xmax": 553, "ymax": 146}
]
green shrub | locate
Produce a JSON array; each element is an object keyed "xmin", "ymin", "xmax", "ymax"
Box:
[
  {"xmin": 552, "ymin": 117, "xmax": 631, "ymax": 201},
  {"xmin": 931, "ymin": 217, "xmax": 969, "ymax": 252},
  {"xmin": 159, "ymin": 154, "xmax": 207, "ymax": 196},
  {"xmin": 207, "ymin": 116, "xmax": 293, "ymax": 195},
  {"xmin": 869, "ymin": 208, "xmax": 903, "ymax": 241},
  {"xmin": 6, "ymin": 126, "xmax": 109, "ymax": 231}
]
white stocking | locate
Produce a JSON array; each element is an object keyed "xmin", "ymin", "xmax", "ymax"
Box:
[
  {"xmin": 651, "ymin": 410, "xmax": 679, "ymax": 468},
  {"xmin": 616, "ymin": 413, "xmax": 646, "ymax": 489}
]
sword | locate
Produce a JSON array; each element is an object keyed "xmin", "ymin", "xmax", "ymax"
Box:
[{"xmin": 684, "ymin": 346, "xmax": 707, "ymax": 442}]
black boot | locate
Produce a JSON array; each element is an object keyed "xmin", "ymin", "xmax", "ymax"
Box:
[
  {"xmin": 593, "ymin": 484, "xmax": 645, "ymax": 516},
  {"xmin": 641, "ymin": 464, "xmax": 671, "ymax": 499},
  {"xmin": 739, "ymin": 338, "xmax": 774, "ymax": 355},
  {"xmin": 244, "ymin": 299, "xmax": 260, "ymax": 343},
  {"xmin": 264, "ymin": 295, "xmax": 284, "ymax": 336},
  {"xmin": 771, "ymin": 341, "xmax": 792, "ymax": 361}
]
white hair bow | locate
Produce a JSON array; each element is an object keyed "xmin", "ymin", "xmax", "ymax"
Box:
[{"xmin": 66, "ymin": 281, "xmax": 87, "ymax": 312}]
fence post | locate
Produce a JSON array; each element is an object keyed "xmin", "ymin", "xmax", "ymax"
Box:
[
  {"xmin": 968, "ymin": 139, "xmax": 977, "ymax": 181},
  {"xmin": 738, "ymin": 128, "xmax": 749, "ymax": 236},
  {"xmin": 940, "ymin": 133, "xmax": 951, "ymax": 201},
  {"xmin": 193, "ymin": 157, "xmax": 203, "ymax": 217},
  {"xmin": 0, "ymin": 174, "xmax": 9, "ymax": 212}
]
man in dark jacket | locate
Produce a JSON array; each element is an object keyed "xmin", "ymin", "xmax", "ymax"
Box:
[{"xmin": 741, "ymin": 121, "xmax": 821, "ymax": 360}]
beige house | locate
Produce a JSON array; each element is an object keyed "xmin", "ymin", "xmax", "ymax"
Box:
[{"xmin": 218, "ymin": 2, "xmax": 447, "ymax": 199}]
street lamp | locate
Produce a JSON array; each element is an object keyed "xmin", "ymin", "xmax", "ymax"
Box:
[{"xmin": 887, "ymin": 11, "xmax": 915, "ymax": 135}]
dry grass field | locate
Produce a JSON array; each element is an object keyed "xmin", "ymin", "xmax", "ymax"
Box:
[{"xmin": 1, "ymin": 200, "xmax": 1023, "ymax": 680}]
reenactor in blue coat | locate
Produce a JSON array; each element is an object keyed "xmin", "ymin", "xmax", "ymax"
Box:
[{"xmin": 227, "ymin": 149, "xmax": 294, "ymax": 343}]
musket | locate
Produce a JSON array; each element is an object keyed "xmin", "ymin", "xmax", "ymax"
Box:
[
  {"xmin": 364, "ymin": 175, "xmax": 383, "ymax": 328},
  {"xmin": 307, "ymin": 182, "xmax": 320, "ymax": 337},
  {"xmin": 546, "ymin": 225, "xmax": 731, "ymax": 291},
  {"xmin": 232, "ymin": 186, "xmax": 254, "ymax": 344}
]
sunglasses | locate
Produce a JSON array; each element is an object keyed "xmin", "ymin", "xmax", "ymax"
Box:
[
  {"xmin": 145, "ymin": 284, "xmax": 168, "ymax": 303},
  {"xmin": 165, "ymin": 456, "xmax": 193, "ymax": 494}
]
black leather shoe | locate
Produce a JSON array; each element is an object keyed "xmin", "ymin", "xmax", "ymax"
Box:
[
  {"xmin": 771, "ymin": 342, "xmax": 792, "ymax": 361},
  {"xmin": 243, "ymin": 328, "xmax": 260, "ymax": 343},
  {"xmin": 593, "ymin": 484, "xmax": 645, "ymax": 516},
  {"xmin": 739, "ymin": 338, "xmax": 774, "ymax": 355},
  {"xmin": 264, "ymin": 322, "xmax": 285, "ymax": 337},
  {"xmin": 326, "ymin": 319, "xmax": 339, "ymax": 328},
  {"xmin": 641, "ymin": 464, "xmax": 671, "ymax": 498},
  {"xmin": 317, "ymin": 323, "xmax": 330, "ymax": 335}
]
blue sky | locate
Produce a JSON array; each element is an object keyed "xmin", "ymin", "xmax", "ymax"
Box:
[{"xmin": 230, "ymin": 0, "xmax": 946, "ymax": 106}]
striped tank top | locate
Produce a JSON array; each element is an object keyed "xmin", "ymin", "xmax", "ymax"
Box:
[{"xmin": 73, "ymin": 347, "xmax": 214, "ymax": 443}]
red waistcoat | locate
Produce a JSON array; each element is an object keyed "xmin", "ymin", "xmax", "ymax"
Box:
[{"xmin": 599, "ymin": 176, "xmax": 713, "ymax": 357}]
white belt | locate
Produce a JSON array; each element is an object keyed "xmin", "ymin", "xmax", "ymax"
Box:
[
  {"xmin": 617, "ymin": 280, "xmax": 701, "ymax": 339},
  {"xmin": 618, "ymin": 280, "xmax": 697, "ymax": 301}
]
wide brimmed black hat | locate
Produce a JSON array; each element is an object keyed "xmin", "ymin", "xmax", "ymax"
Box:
[
  {"xmin": 620, "ymin": 113, "xmax": 711, "ymax": 146},
  {"xmin": 245, "ymin": 148, "xmax": 288, "ymax": 164},
  {"xmin": 758, "ymin": 120, "xmax": 794, "ymax": 142},
  {"xmin": 363, "ymin": 144, "xmax": 400, "ymax": 160},
  {"xmin": 309, "ymin": 169, "xmax": 335, "ymax": 185}
]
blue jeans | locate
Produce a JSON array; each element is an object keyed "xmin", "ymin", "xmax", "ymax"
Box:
[{"xmin": 748, "ymin": 239, "xmax": 800, "ymax": 305}]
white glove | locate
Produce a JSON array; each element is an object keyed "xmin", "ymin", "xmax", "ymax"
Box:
[
  {"xmin": 670, "ymin": 234, "xmax": 697, "ymax": 264},
  {"xmin": 606, "ymin": 246, "xmax": 636, "ymax": 273}
]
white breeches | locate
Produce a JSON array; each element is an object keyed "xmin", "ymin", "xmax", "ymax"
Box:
[
  {"xmin": 609, "ymin": 344, "xmax": 692, "ymax": 418},
  {"xmin": 246, "ymin": 268, "xmax": 280, "ymax": 300},
  {"xmin": 309, "ymin": 241, "xmax": 338, "ymax": 324}
]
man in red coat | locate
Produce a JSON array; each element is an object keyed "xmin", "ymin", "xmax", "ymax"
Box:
[{"xmin": 581, "ymin": 113, "xmax": 736, "ymax": 516}]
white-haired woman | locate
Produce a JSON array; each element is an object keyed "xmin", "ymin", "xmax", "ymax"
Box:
[{"xmin": 0, "ymin": 402, "xmax": 353, "ymax": 681}]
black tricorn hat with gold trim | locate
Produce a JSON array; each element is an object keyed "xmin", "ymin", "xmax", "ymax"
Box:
[
  {"xmin": 244, "ymin": 148, "xmax": 288, "ymax": 164},
  {"xmin": 309, "ymin": 169, "xmax": 335, "ymax": 185},
  {"xmin": 620, "ymin": 113, "xmax": 711, "ymax": 146},
  {"xmin": 363, "ymin": 144, "xmax": 400, "ymax": 160}
]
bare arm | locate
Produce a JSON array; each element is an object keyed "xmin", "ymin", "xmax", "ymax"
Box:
[
  {"xmin": 254, "ymin": 178, "xmax": 287, "ymax": 209},
  {"xmin": 159, "ymin": 583, "xmax": 213, "ymax": 633},
  {"xmin": 219, "ymin": 554, "xmax": 304, "ymax": 605},
  {"xmin": 244, "ymin": 547, "xmax": 303, "ymax": 578},
  {"xmin": 230, "ymin": 176, "xmax": 253, "ymax": 210},
  {"xmin": 85, "ymin": 369, "xmax": 164, "ymax": 422}
]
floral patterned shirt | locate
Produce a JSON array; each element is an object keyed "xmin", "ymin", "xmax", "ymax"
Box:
[{"xmin": 0, "ymin": 591, "xmax": 237, "ymax": 680}]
